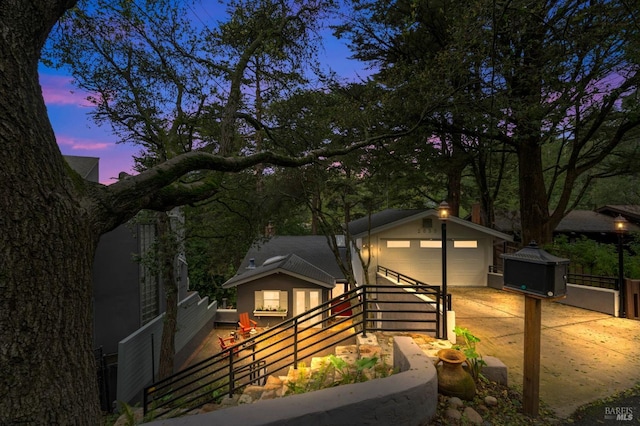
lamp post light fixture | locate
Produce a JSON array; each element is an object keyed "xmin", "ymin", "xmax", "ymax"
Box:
[
  {"xmin": 439, "ymin": 201, "xmax": 450, "ymax": 340},
  {"xmin": 614, "ymin": 214, "xmax": 628, "ymax": 318}
]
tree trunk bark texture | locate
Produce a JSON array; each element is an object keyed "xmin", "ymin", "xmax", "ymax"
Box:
[
  {"xmin": 157, "ymin": 212, "xmax": 178, "ymax": 380},
  {"xmin": 517, "ymin": 141, "xmax": 551, "ymax": 246},
  {"xmin": 1, "ymin": 2, "xmax": 103, "ymax": 423}
]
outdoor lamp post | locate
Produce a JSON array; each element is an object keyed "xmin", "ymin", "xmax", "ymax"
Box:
[
  {"xmin": 614, "ymin": 214, "xmax": 628, "ymax": 318},
  {"xmin": 439, "ymin": 201, "xmax": 450, "ymax": 340}
]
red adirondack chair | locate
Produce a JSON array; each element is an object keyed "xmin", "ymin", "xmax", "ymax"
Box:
[
  {"xmin": 237, "ymin": 312, "xmax": 257, "ymax": 337},
  {"xmin": 218, "ymin": 335, "xmax": 238, "ymax": 356}
]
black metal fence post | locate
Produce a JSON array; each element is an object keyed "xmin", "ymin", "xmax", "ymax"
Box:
[
  {"xmin": 293, "ymin": 317, "xmax": 299, "ymax": 369},
  {"xmin": 362, "ymin": 285, "xmax": 368, "ymax": 337},
  {"xmin": 228, "ymin": 349, "xmax": 235, "ymax": 397},
  {"xmin": 151, "ymin": 333, "xmax": 155, "ymax": 382}
]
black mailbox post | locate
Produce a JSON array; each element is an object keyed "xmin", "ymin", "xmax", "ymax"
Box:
[
  {"xmin": 501, "ymin": 241, "xmax": 570, "ymax": 417},
  {"xmin": 502, "ymin": 241, "xmax": 569, "ymax": 298}
]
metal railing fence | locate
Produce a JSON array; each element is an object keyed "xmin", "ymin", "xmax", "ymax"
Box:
[{"xmin": 143, "ymin": 281, "xmax": 442, "ymax": 419}]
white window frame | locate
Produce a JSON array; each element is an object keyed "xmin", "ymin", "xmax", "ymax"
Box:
[{"xmin": 254, "ymin": 290, "xmax": 288, "ymax": 314}]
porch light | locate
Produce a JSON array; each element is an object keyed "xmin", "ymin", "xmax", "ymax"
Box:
[
  {"xmin": 614, "ymin": 215, "xmax": 628, "ymax": 233},
  {"xmin": 439, "ymin": 201, "xmax": 450, "ymax": 221},
  {"xmin": 614, "ymin": 215, "xmax": 628, "ymax": 318}
]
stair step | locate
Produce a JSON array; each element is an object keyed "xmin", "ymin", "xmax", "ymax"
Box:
[
  {"xmin": 208, "ymin": 333, "xmax": 389, "ymax": 409},
  {"xmin": 358, "ymin": 344, "xmax": 382, "ymax": 358},
  {"xmin": 310, "ymin": 356, "xmax": 330, "ymax": 371},
  {"xmin": 335, "ymin": 344, "xmax": 357, "ymax": 356},
  {"xmin": 264, "ymin": 375, "xmax": 283, "ymax": 389}
]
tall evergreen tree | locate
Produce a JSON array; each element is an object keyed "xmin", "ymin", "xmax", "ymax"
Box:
[{"xmin": 339, "ymin": 0, "xmax": 640, "ymax": 243}]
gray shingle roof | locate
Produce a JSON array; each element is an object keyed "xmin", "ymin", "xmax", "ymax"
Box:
[
  {"xmin": 555, "ymin": 210, "xmax": 640, "ymax": 233},
  {"xmin": 223, "ymin": 253, "xmax": 335, "ymax": 288},
  {"xmin": 347, "ymin": 209, "xmax": 427, "ymax": 236},
  {"xmin": 596, "ymin": 205, "xmax": 640, "ymax": 222},
  {"xmin": 234, "ymin": 235, "xmax": 346, "ymax": 281}
]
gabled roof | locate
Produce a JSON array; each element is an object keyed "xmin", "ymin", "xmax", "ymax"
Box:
[
  {"xmin": 348, "ymin": 208, "xmax": 514, "ymax": 241},
  {"xmin": 555, "ymin": 210, "xmax": 640, "ymax": 234},
  {"xmin": 233, "ymin": 235, "xmax": 346, "ymax": 281},
  {"xmin": 222, "ymin": 253, "xmax": 335, "ymax": 289},
  {"xmin": 348, "ymin": 209, "xmax": 426, "ymax": 236},
  {"xmin": 64, "ymin": 155, "xmax": 100, "ymax": 183},
  {"xmin": 596, "ymin": 205, "xmax": 640, "ymax": 222}
]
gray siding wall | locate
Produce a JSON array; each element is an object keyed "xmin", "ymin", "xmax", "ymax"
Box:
[
  {"xmin": 93, "ymin": 225, "xmax": 141, "ymax": 355},
  {"xmin": 116, "ymin": 293, "xmax": 217, "ymax": 405}
]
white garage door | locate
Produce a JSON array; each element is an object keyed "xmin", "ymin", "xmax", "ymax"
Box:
[
  {"xmin": 380, "ymin": 239, "xmax": 441, "ymax": 285},
  {"xmin": 379, "ymin": 239, "xmax": 486, "ymax": 286},
  {"xmin": 448, "ymin": 241, "xmax": 486, "ymax": 286}
]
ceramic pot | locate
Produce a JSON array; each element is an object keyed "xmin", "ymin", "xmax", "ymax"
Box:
[{"xmin": 436, "ymin": 348, "xmax": 476, "ymax": 400}]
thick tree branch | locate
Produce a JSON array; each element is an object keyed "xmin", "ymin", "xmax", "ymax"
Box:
[{"xmin": 91, "ymin": 131, "xmax": 405, "ymax": 233}]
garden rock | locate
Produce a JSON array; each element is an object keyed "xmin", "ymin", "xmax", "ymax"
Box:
[
  {"xmin": 448, "ymin": 396, "xmax": 464, "ymax": 408},
  {"xmin": 238, "ymin": 394, "xmax": 253, "ymax": 405},
  {"xmin": 445, "ymin": 408, "xmax": 462, "ymax": 421},
  {"xmin": 484, "ymin": 395, "xmax": 498, "ymax": 406},
  {"xmin": 462, "ymin": 406, "xmax": 483, "ymax": 425}
]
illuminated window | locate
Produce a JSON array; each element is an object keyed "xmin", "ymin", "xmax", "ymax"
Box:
[
  {"xmin": 262, "ymin": 290, "xmax": 281, "ymax": 310},
  {"xmin": 454, "ymin": 240, "xmax": 478, "ymax": 248},
  {"xmin": 420, "ymin": 240, "xmax": 442, "ymax": 248},
  {"xmin": 254, "ymin": 290, "xmax": 288, "ymax": 312},
  {"xmin": 387, "ymin": 240, "xmax": 411, "ymax": 248}
]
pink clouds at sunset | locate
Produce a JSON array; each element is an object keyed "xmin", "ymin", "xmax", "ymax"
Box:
[
  {"xmin": 40, "ymin": 67, "xmax": 137, "ymax": 185},
  {"xmin": 40, "ymin": 73, "xmax": 90, "ymax": 106},
  {"xmin": 56, "ymin": 134, "xmax": 110, "ymax": 151}
]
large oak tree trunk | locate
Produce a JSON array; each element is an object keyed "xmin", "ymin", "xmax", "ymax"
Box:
[{"xmin": 1, "ymin": 2, "xmax": 102, "ymax": 423}]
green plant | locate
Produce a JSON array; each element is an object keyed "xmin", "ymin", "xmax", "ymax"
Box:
[
  {"xmin": 285, "ymin": 362, "xmax": 312, "ymax": 394},
  {"xmin": 286, "ymin": 354, "xmax": 392, "ymax": 395},
  {"xmin": 116, "ymin": 401, "xmax": 138, "ymax": 426},
  {"xmin": 354, "ymin": 356, "xmax": 378, "ymax": 382},
  {"xmin": 453, "ymin": 326, "xmax": 487, "ymax": 382},
  {"xmin": 328, "ymin": 354, "xmax": 352, "ymax": 384}
]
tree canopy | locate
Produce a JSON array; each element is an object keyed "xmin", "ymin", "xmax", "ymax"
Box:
[{"xmin": 337, "ymin": 0, "xmax": 640, "ymax": 243}]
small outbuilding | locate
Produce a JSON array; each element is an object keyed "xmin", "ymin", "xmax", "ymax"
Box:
[{"xmin": 222, "ymin": 251, "xmax": 337, "ymax": 328}]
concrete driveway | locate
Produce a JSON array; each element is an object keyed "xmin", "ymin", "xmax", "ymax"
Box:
[{"xmin": 450, "ymin": 287, "xmax": 640, "ymax": 418}]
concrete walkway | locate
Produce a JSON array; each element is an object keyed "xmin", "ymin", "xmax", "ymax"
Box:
[{"xmin": 450, "ymin": 287, "xmax": 640, "ymax": 418}]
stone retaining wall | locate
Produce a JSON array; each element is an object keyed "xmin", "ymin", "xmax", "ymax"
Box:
[{"xmin": 146, "ymin": 336, "xmax": 438, "ymax": 426}]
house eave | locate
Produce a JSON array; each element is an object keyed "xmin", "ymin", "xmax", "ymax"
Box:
[
  {"xmin": 351, "ymin": 209, "xmax": 514, "ymax": 242},
  {"xmin": 222, "ymin": 268, "xmax": 335, "ymax": 289}
]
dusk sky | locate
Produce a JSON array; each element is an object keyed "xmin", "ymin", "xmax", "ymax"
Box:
[{"xmin": 41, "ymin": 5, "xmax": 368, "ymax": 185}]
